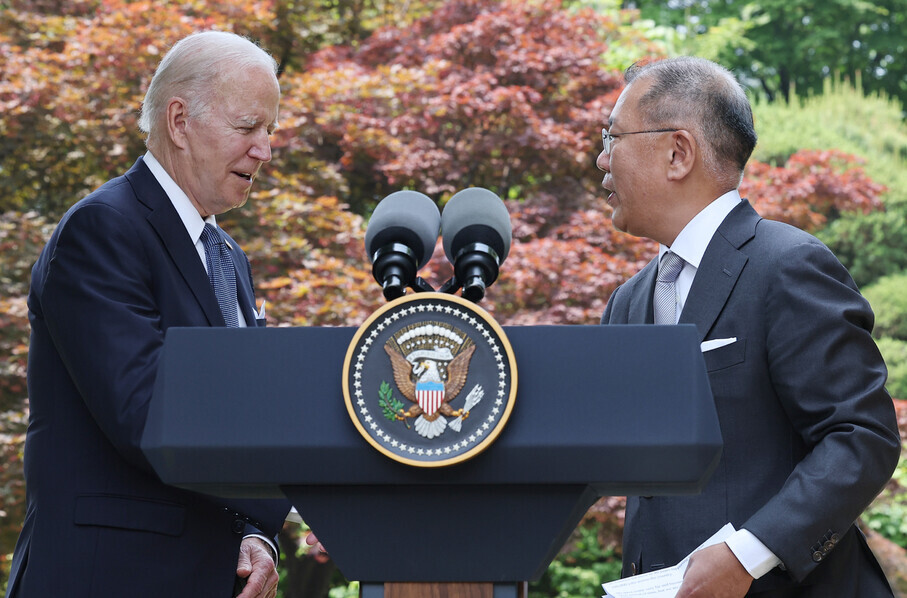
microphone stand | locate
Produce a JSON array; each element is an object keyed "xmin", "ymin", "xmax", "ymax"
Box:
[{"xmin": 373, "ymin": 244, "xmax": 500, "ymax": 303}]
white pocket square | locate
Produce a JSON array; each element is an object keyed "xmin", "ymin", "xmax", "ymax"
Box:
[{"xmin": 701, "ymin": 337, "xmax": 737, "ymax": 352}]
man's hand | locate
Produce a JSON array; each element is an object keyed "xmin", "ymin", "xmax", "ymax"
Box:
[
  {"xmin": 305, "ymin": 531, "xmax": 330, "ymax": 563},
  {"xmin": 236, "ymin": 537, "xmax": 279, "ymax": 598},
  {"xmin": 676, "ymin": 543, "xmax": 753, "ymax": 598}
]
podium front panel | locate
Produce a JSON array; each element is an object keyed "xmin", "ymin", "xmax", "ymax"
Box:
[{"xmin": 143, "ymin": 324, "xmax": 720, "ymax": 496}]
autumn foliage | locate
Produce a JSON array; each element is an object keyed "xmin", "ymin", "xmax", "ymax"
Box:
[
  {"xmin": 742, "ymin": 149, "xmax": 886, "ymax": 231},
  {"xmin": 0, "ymin": 0, "xmax": 891, "ymax": 589}
]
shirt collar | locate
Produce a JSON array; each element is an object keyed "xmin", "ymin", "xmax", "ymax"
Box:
[
  {"xmin": 143, "ymin": 151, "xmax": 216, "ymax": 244},
  {"xmin": 659, "ymin": 189, "xmax": 741, "ymax": 268}
]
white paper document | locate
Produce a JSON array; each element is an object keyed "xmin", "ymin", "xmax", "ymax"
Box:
[{"xmin": 601, "ymin": 523, "xmax": 736, "ymax": 598}]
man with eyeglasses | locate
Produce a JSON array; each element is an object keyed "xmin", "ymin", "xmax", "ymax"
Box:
[{"xmin": 598, "ymin": 56, "xmax": 899, "ymax": 597}]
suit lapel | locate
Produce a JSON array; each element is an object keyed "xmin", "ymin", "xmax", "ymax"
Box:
[
  {"xmin": 629, "ymin": 259, "xmax": 658, "ymax": 324},
  {"xmin": 679, "ymin": 201, "xmax": 760, "ymax": 340},
  {"xmin": 125, "ymin": 157, "xmax": 226, "ymax": 327}
]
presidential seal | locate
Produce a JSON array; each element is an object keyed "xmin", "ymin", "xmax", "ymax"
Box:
[{"xmin": 342, "ymin": 292, "xmax": 517, "ymax": 467}]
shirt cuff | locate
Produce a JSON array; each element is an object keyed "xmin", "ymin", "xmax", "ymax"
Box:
[
  {"xmin": 725, "ymin": 529, "xmax": 781, "ymax": 579},
  {"xmin": 243, "ymin": 533, "xmax": 280, "ymax": 566}
]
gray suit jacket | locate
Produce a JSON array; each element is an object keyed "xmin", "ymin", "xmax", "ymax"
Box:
[{"xmin": 602, "ymin": 200, "xmax": 900, "ymax": 595}]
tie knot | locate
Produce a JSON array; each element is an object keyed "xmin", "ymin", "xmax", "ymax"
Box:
[
  {"xmin": 658, "ymin": 251, "xmax": 685, "ymax": 283},
  {"xmin": 200, "ymin": 223, "xmax": 221, "ymax": 248}
]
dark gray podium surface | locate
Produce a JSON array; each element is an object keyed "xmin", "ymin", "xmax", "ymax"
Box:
[{"xmin": 142, "ymin": 324, "xmax": 721, "ymax": 582}]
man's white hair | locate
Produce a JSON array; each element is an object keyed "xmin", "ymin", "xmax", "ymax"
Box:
[{"xmin": 138, "ymin": 31, "xmax": 278, "ymax": 142}]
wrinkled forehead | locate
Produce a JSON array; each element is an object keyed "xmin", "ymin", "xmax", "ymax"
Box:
[
  {"xmin": 217, "ymin": 65, "xmax": 279, "ymax": 95},
  {"xmin": 215, "ymin": 67, "xmax": 280, "ymax": 110}
]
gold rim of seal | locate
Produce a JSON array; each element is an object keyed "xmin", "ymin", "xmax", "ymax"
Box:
[{"xmin": 342, "ymin": 291, "xmax": 518, "ymax": 468}]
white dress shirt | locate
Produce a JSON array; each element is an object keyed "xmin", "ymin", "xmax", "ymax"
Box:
[
  {"xmin": 143, "ymin": 152, "xmax": 247, "ymax": 327},
  {"xmin": 661, "ymin": 189, "xmax": 782, "ymax": 579}
]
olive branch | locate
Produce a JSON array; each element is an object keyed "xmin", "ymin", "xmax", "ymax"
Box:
[{"xmin": 378, "ymin": 381, "xmax": 410, "ymax": 428}]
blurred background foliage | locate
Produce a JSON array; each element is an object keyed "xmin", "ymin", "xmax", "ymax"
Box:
[
  {"xmin": 627, "ymin": 0, "xmax": 907, "ymax": 107},
  {"xmin": 2, "ymin": 0, "xmax": 907, "ymax": 595}
]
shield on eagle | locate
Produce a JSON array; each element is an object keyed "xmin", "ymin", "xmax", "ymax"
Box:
[{"xmin": 416, "ymin": 380, "xmax": 444, "ymax": 416}]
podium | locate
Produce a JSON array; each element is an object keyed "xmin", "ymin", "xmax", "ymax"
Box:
[{"xmin": 142, "ymin": 324, "xmax": 721, "ymax": 597}]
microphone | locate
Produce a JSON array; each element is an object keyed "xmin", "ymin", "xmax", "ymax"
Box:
[
  {"xmin": 441, "ymin": 187, "xmax": 512, "ymax": 302},
  {"xmin": 365, "ymin": 190, "xmax": 440, "ymax": 300}
]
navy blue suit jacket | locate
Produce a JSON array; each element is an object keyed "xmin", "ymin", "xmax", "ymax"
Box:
[
  {"xmin": 7, "ymin": 157, "xmax": 290, "ymax": 597},
  {"xmin": 602, "ymin": 201, "xmax": 900, "ymax": 595}
]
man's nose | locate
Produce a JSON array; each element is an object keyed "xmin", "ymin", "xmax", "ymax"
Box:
[
  {"xmin": 249, "ymin": 132, "xmax": 272, "ymax": 162},
  {"xmin": 596, "ymin": 149, "xmax": 610, "ymax": 172}
]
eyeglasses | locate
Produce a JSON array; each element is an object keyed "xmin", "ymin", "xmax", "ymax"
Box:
[{"xmin": 601, "ymin": 127, "xmax": 679, "ymax": 154}]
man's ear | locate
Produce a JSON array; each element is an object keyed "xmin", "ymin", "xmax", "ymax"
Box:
[
  {"xmin": 666, "ymin": 130, "xmax": 697, "ymax": 181},
  {"xmin": 166, "ymin": 97, "xmax": 190, "ymax": 149}
]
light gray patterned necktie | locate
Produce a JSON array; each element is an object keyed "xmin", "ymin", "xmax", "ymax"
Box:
[
  {"xmin": 654, "ymin": 251, "xmax": 684, "ymax": 325},
  {"xmin": 200, "ymin": 223, "xmax": 239, "ymax": 327}
]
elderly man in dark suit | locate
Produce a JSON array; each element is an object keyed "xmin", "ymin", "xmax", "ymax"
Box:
[
  {"xmin": 598, "ymin": 56, "xmax": 900, "ymax": 597},
  {"xmin": 6, "ymin": 31, "xmax": 290, "ymax": 598}
]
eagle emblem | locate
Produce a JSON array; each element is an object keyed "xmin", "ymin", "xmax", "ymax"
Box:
[
  {"xmin": 384, "ymin": 337, "xmax": 483, "ymax": 439},
  {"xmin": 343, "ymin": 292, "xmax": 516, "ymax": 467}
]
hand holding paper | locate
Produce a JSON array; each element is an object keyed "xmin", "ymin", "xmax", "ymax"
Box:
[
  {"xmin": 602, "ymin": 524, "xmax": 737, "ymax": 598},
  {"xmin": 673, "ymin": 541, "xmax": 753, "ymax": 598}
]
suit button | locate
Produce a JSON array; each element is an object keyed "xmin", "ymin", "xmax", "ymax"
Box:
[
  {"xmin": 831, "ymin": 533, "xmax": 839, "ymax": 544},
  {"xmin": 813, "ymin": 551, "xmax": 823, "ymax": 562},
  {"xmin": 630, "ymin": 562, "xmax": 637, "ymax": 575},
  {"xmin": 824, "ymin": 540, "xmax": 835, "ymax": 551},
  {"xmin": 232, "ymin": 518, "xmax": 246, "ymax": 534}
]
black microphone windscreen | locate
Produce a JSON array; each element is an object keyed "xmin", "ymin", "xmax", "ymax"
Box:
[
  {"xmin": 365, "ymin": 191, "xmax": 440, "ymax": 270},
  {"xmin": 441, "ymin": 188, "xmax": 512, "ymax": 262}
]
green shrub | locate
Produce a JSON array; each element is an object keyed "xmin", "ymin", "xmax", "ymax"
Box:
[
  {"xmin": 328, "ymin": 582, "xmax": 359, "ymax": 598},
  {"xmin": 864, "ymin": 274, "xmax": 907, "ymax": 341},
  {"xmin": 529, "ymin": 522, "xmax": 622, "ymax": 598},
  {"xmin": 753, "ymin": 78, "xmax": 907, "ymax": 291},
  {"xmin": 865, "ymin": 498, "xmax": 907, "ymax": 549},
  {"xmin": 818, "ymin": 207, "xmax": 907, "ymax": 288},
  {"xmin": 865, "ymin": 450, "xmax": 907, "ymax": 548},
  {"xmin": 751, "ymin": 76, "xmax": 907, "ymax": 205},
  {"xmin": 878, "ymin": 337, "xmax": 907, "ymax": 400}
]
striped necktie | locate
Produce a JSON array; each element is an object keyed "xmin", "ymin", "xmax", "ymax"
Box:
[
  {"xmin": 200, "ymin": 223, "xmax": 239, "ymax": 327},
  {"xmin": 654, "ymin": 251, "xmax": 684, "ymax": 325}
]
